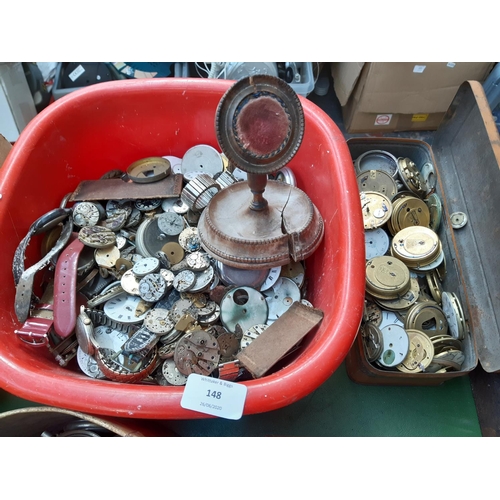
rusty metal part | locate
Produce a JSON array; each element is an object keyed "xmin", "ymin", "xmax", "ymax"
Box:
[
  {"xmin": 69, "ymin": 174, "xmax": 182, "ymax": 202},
  {"xmin": 198, "ymin": 180, "xmax": 324, "ymax": 269},
  {"xmin": 217, "ymin": 332, "xmax": 240, "ymax": 361},
  {"xmin": 237, "ymin": 301, "xmax": 323, "ymax": 378},
  {"xmin": 209, "ymin": 285, "xmax": 231, "ymax": 304},
  {"xmin": 174, "ymin": 330, "xmax": 220, "ymax": 376}
]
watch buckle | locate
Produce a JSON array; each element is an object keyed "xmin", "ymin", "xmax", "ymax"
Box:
[
  {"xmin": 14, "ymin": 317, "xmax": 52, "ymax": 347},
  {"xmin": 47, "ymin": 332, "xmax": 78, "ymax": 367}
]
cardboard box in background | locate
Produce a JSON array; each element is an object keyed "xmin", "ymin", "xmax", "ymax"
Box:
[{"xmin": 331, "ymin": 62, "xmax": 495, "ymax": 133}]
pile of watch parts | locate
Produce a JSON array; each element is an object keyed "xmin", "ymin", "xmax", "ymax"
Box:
[
  {"xmin": 355, "ymin": 150, "xmax": 468, "ymax": 374},
  {"xmin": 13, "ymin": 146, "xmax": 313, "ymax": 386}
]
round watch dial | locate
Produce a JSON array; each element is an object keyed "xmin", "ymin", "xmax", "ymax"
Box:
[
  {"xmin": 106, "ymin": 200, "xmax": 133, "ymax": 218},
  {"xmin": 263, "ymin": 277, "xmax": 301, "ymax": 323},
  {"xmin": 103, "ymin": 293, "xmax": 150, "ymax": 323},
  {"xmin": 132, "ymin": 257, "xmax": 160, "ymax": 277},
  {"xmin": 163, "ymin": 155, "xmax": 182, "ymax": 175},
  {"xmin": 178, "ymin": 227, "xmax": 201, "ymax": 252},
  {"xmin": 220, "ymin": 286, "xmax": 269, "ymax": 333},
  {"xmin": 101, "ymin": 209, "xmax": 128, "ymax": 231},
  {"xmin": 377, "ymin": 324, "xmax": 410, "ymax": 368},
  {"xmin": 138, "ymin": 273, "xmax": 167, "ymax": 302},
  {"xmin": 120, "ymin": 269, "xmax": 141, "ymax": 295},
  {"xmin": 173, "ymin": 270, "xmax": 196, "ymax": 292},
  {"xmin": 77, "ymin": 347, "xmax": 106, "ymax": 379},
  {"xmin": 441, "ymin": 291, "xmax": 466, "ymax": 340},
  {"xmin": 360, "ymin": 191, "xmax": 392, "ymax": 229},
  {"xmin": 143, "ymin": 308, "xmax": 175, "ymax": 334},
  {"xmin": 190, "ymin": 266, "xmax": 215, "ymax": 293},
  {"xmin": 364, "ymin": 228, "xmax": 390, "ymax": 260},
  {"xmin": 161, "ymin": 242, "xmax": 185, "ymax": 265},
  {"xmin": 135, "ymin": 198, "xmax": 162, "ymax": 212},
  {"xmin": 241, "ymin": 324, "xmax": 268, "ymax": 349},
  {"xmin": 95, "ymin": 246, "xmax": 120, "ymax": 269},
  {"xmin": 280, "ymin": 261, "xmax": 305, "ymax": 288},
  {"xmin": 181, "ymin": 144, "xmax": 224, "ymax": 181},
  {"xmin": 157, "ymin": 212, "xmax": 185, "ymax": 236},
  {"xmin": 186, "ymin": 251, "xmax": 211, "ymax": 271}
]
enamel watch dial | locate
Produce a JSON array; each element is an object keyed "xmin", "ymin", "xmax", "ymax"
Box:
[
  {"xmin": 364, "ymin": 228, "xmax": 390, "ymax": 260},
  {"xmin": 103, "ymin": 293, "xmax": 150, "ymax": 323}
]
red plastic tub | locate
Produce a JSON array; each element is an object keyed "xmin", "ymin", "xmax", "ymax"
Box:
[{"xmin": 0, "ymin": 78, "xmax": 365, "ymax": 419}]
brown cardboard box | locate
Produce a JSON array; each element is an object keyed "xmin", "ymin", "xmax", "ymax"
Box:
[{"xmin": 331, "ymin": 62, "xmax": 495, "ymax": 133}]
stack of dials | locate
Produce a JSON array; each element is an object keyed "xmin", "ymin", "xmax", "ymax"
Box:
[
  {"xmin": 12, "ymin": 146, "xmax": 312, "ymax": 386},
  {"xmin": 356, "ymin": 150, "xmax": 468, "ymax": 374}
]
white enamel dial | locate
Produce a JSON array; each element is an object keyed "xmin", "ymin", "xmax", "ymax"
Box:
[
  {"xmin": 378, "ymin": 310, "xmax": 405, "ymax": 330},
  {"xmin": 132, "ymin": 257, "xmax": 160, "ymax": 277},
  {"xmin": 103, "ymin": 293, "xmax": 149, "ymax": 324},
  {"xmin": 364, "ymin": 228, "xmax": 390, "ymax": 260},
  {"xmin": 377, "ymin": 324, "xmax": 409, "ymax": 368}
]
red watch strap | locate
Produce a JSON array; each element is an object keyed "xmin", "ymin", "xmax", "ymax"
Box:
[{"xmin": 53, "ymin": 236, "xmax": 85, "ymax": 338}]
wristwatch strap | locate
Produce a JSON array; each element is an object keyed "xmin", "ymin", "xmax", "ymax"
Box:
[
  {"xmin": 13, "ymin": 208, "xmax": 72, "ymax": 285},
  {"xmin": 84, "ymin": 308, "xmax": 137, "ymax": 336},
  {"xmin": 53, "ymin": 236, "xmax": 85, "ymax": 338},
  {"xmin": 14, "ymin": 217, "xmax": 73, "ymax": 323}
]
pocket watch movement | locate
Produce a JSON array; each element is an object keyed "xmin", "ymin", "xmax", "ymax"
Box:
[{"xmin": 360, "ymin": 191, "xmax": 392, "ymax": 229}]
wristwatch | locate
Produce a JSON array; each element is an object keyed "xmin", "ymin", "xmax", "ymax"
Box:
[{"xmin": 96, "ymin": 346, "xmax": 158, "ymax": 383}]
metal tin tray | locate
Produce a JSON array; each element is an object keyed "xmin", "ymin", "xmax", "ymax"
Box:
[{"xmin": 345, "ymin": 81, "xmax": 500, "ymax": 385}]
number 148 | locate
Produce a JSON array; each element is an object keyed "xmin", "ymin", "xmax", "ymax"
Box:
[{"xmin": 207, "ymin": 390, "xmax": 222, "ymax": 399}]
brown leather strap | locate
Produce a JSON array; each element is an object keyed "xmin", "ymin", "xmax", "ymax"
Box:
[{"xmin": 53, "ymin": 236, "xmax": 85, "ymax": 338}]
